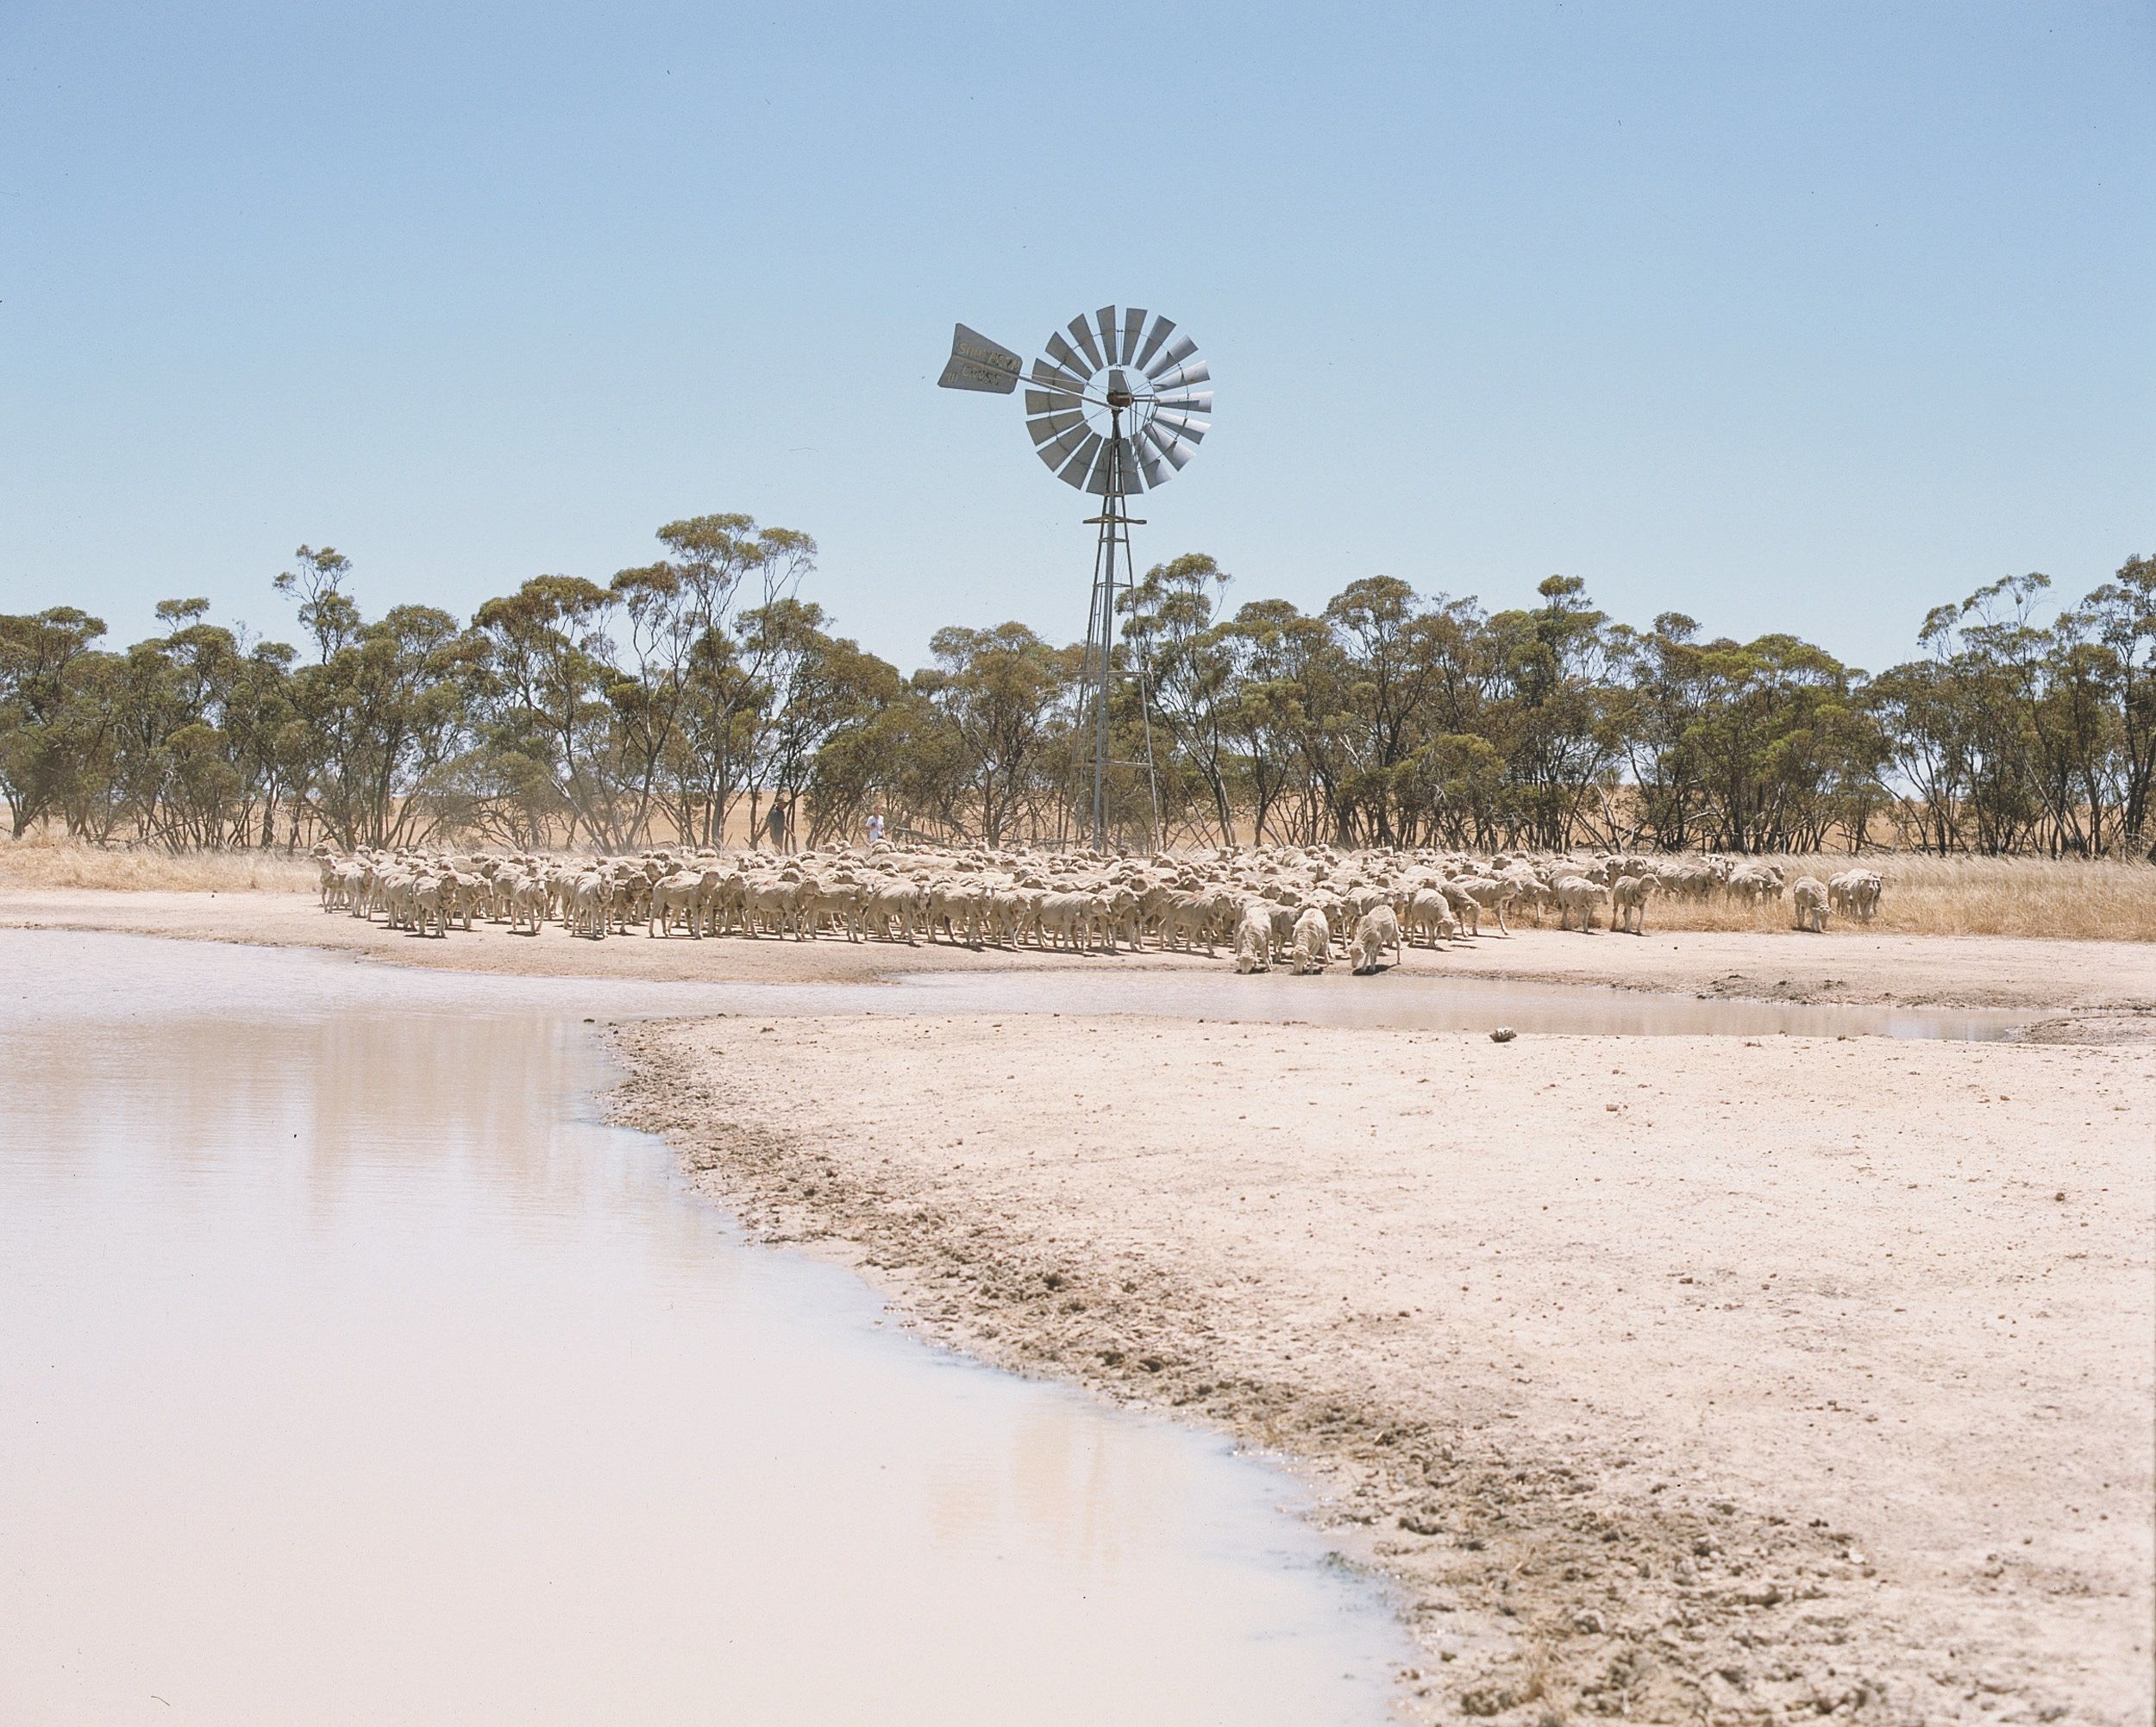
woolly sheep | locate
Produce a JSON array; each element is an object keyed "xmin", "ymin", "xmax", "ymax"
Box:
[
  {"xmin": 1555, "ymin": 874, "xmax": 1608, "ymax": 933},
  {"xmin": 1232, "ymin": 902, "xmax": 1274, "ymax": 973},
  {"xmin": 1829, "ymin": 868, "xmax": 1883, "ymax": 923},
  {"xmin": 647, "ymin": 871, "xmax": 705, "ymax": 938},
  {"xmin": 1348, "ymin": 906, "xmax": 1403, "ymax": 974},
  {"xmin": 1290, "ymin": 906, "xmax": 1331, "ymax": 974},
  {"xmin": 1724, "ymin": 863, "xmax": 1782, "ymax": 906},
  {"xmin": 1610, "ymin": 872, "xmax": 1655, "ymax": 935},
  {"xmin": 1791, "ymin": 875, "xmax": 1830, "ymax": 933},
  {"xmin": 1403, "ymin": 887, "xmax": 1459, "ymax": 947}
]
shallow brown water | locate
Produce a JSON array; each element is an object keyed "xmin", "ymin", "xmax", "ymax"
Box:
[{"xmin": 0, "ymin": 931, "xmax": 1406, "ymax": 1724}]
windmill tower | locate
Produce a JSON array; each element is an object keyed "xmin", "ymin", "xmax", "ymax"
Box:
[{"xmin": 938, "ymin": 307, "xmax": 1213, "ymax": 851}]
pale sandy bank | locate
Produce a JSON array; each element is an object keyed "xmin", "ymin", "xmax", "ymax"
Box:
[{"xmin": 611, "ymin": 1013, "xmax": 2153, "ymax": 1726}]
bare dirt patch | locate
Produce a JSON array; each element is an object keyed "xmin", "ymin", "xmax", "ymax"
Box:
[{"xmin": 610, "ymin": 1014, "xmax": 2154, "ymax": 1726}]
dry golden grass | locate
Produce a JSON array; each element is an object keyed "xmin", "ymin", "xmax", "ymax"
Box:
[
  {"xmin": 1618, "ymin": 853, "xmax": 2156, "ymax": 942},
  {"xmin": 0, "ymin": 835, "xmax": 317, "ymax": 893}
]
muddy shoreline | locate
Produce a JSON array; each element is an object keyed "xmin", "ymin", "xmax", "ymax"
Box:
[{"xmin": 606, "ymin": 1012, "xmax": 2153, "ymax": 1727}]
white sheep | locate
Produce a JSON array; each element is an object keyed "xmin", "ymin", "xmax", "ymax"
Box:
[
  {"xmin": 1791, "ymin": 875, "xmax": 1830, "ymax": 933},
  {"xmin": 1554, "ymin": 874, "xmax": 1608, "ymax": 933},
  {"xmin": 1610, "ymin": 872, "xmax": 1655, "ymax": 935},
  {"xmin": 507, "ymin": 873, "xmax": 548, "ymax": 935},
  {"xmin": 566, "ymin": 873, "xmax": 611, "ymax": 940},
  {"xmin": 646, "ymin": 870, "xmax": 705, "ymax": 937},
  {"xmin": 1232, "ymin": 902, "xmax": 1274, "ymax": 973},
  {"xmin": 1289, "ymin": 906, "xmax": 1331, "ymax": 974},
  {"xmin": 1348, "ymin": 905, "xmax": 1403, "ymax": 974},
  {"xmin": 1725, "ymin": 862, "xmax": 1782, "ymax": 905},
  {"xmin": 1402, "ymin": 887, "xmax": 1459, "ymax": 947},
  {"xmin": 1829, "ymin": 868, "xmax": 1883, "ymax": 923}
]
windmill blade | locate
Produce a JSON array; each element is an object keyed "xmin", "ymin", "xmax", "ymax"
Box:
[
  {"xmin": 1151, "ymin": 412, "xmax": 1208, "ymax": 445},
  {"xmin": 1085, "ymin": 435, "xmax": 1144, "ymax": 496},
  {"xmin": 1135, "ymin": 441, "xmax": 1173, "ymax": 489},
  {"xmin": 1030, "ymin": 359, "xmax": 1092, "ymax": 401},
  {"xmin": 1065, "ymin": 316, "xmax": 1106, "ymax": 372},
  {"xmin": 1141, "ymin": 422, "xmax": 1195, "ymax": 469},
  {"xmin": 1133, "ymin": 314, "xmax": 1175, "ymax": 372},
  {"xmin": 1025, "ymin": 387, "xmax": 1083, "ymax": 416},
  {"xmin": 1119, "ymin": 307, "xmax": 1146, "ymax": 364},
  {"xmin": 1027, "ymin": 408, "xmax": 1087, "ymax": 446},
  {"xmin": 1044, "ymin": 332, "xmax": 1090, "ymax": 379},
  {"xmin": 1144, "ymin": 332, "xmax": 1198, "ymax": 379},
  {"xmin": 1153, "ymin": 391, "xmax": 1213, "ymax": 414},
  {"xmin": 1055, "ymin": 430, "xmax": 1103, "ymax": 488},
  {"xmin": 1094, "ymin": 307, "xmax": 1122, "ymax": 370},
  {"xmin": 1034, "ymin": 422, "xmax": 1093, "ymax": 468},
  {"xmin": 1150, "ymin": 360, "xmax": 1211, "ymax": 391},
  {"xmin": 1118, "ymin": 438, "xmax": 1148, "ymax": 492}
]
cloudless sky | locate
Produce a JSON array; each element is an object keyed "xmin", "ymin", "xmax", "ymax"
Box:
[{"xmin": 3, "ymin": 1, "xmax": 2150, "ymax": 675}]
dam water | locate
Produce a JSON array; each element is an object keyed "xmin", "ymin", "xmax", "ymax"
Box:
[{"xmin": 0, "ymin": 930, "xmax": 1407, "ymax": 1724}]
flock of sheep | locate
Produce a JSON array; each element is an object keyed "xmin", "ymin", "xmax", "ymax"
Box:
[{"xmin": 311, "ymin": 843, "xmax": 1884, "ymax": 972}]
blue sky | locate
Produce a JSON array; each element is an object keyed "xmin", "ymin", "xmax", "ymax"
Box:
[{"xmin": 3, "ymin": 1, "xmax": 2149, "ymax": 675}]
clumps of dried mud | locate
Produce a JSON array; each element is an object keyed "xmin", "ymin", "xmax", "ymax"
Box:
[{"xmin": 608, "ymin": 1029, "xmax": 2074, "ymax": 1726}]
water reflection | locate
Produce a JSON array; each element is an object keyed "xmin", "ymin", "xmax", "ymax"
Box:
[{"xmin": 0, "ymin": 931, "xmax": 1404, "ymax": 1725}]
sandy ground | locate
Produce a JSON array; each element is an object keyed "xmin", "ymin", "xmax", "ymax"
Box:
[
  {"xmin": 10, "ymin": 886, "xmax": 2154, "ymax": 1721},
  {"xmin": 4, "ymin": 887, "xmax": 2154, "ymax": 1026},
  {"xmin": 611, "ymin": 1016, "xmax": 2155, "ymax": 1726}
]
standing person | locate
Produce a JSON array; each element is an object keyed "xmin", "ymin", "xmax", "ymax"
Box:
[{"xmin": 865, "ymin": 811, "xmax": 885, "ymax": 847}]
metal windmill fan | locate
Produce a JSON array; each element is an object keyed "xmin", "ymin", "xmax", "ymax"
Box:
[{"xmin": 937, "ymin": 306, "xmax": 1213, "ymax": 849}]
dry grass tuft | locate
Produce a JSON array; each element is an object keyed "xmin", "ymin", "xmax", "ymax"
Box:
[
  {"xmin": 1624, "ymin": 853, "xmax": 2156, "ymax": 943},
  {"xmin": 0, "ymin": 835, "xmax": 317, "ymax": 893}
]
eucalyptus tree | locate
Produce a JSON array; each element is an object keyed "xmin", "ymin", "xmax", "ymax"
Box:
[
  {"xmin": 611, "ymin": 513, "xmax": 818, "ymax": 845},
  {"xmin": 1482, "ymin": 576, "xmax": 1623, "ymax": 850},
  {"xmin": 471, "ymin": 576, "xmax": 623, "ymax": 847},
  {"xmin": 282, "ymin": 601, "xmax": 473, "ymax": 849},
  {"xmin": 1209, "ymin": 598, "xmax": 1312, "ymax": 844},
  {"xmin": 917, "ymin": 623, "xmax": 1069, "ymax": 846},
  {"xmin": 0, "ymin": 606, "xmax": 112, "ymax": 839},
  {"xmin": 803, "ymin": 664, "xmax": 917, "ymax": 845},
  {"xmin": 2076, "ymin": 553, "xmax": 2156, "ymax": 852},
  {"xmin": 736, "ymin": 598, "xmax": 899, "ymax": 849},
  {"xmin": 1120, "ymin": 553, "xmax": 1240, "ymax": 844}
]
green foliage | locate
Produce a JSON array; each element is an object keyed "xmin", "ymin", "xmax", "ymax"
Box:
[{"xmin": 3, "ymin": 534, "xmax": 2151, "ymax": 857}]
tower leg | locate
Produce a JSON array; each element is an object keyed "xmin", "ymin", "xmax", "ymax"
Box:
[
  {"xmin": 1092, "ymin": 495, "xmax": 1118, "ymax": 850},
  {"xmin": 1074, "ymin": 416, "xmax": 1160, "ymax": 855}
]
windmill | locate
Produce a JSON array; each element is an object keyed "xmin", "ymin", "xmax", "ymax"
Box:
[{"xmin": 937, "ymin": 307, "xmax": 1213, "ymax": 851}]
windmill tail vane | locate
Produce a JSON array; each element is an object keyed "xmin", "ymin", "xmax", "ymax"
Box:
[{"xmin": 937, "ymin": 306, "xmax": 1213, "ymax": 852}]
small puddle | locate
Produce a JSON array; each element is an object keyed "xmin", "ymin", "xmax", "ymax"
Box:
[{"xmin": 0, "ymin": 931, "xmax": 1407, "ymax": 1724}]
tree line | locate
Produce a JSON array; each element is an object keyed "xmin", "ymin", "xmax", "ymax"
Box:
[{"xmin": 3, "ymin": 512, "xmax": 2149, "ymax": 858}]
